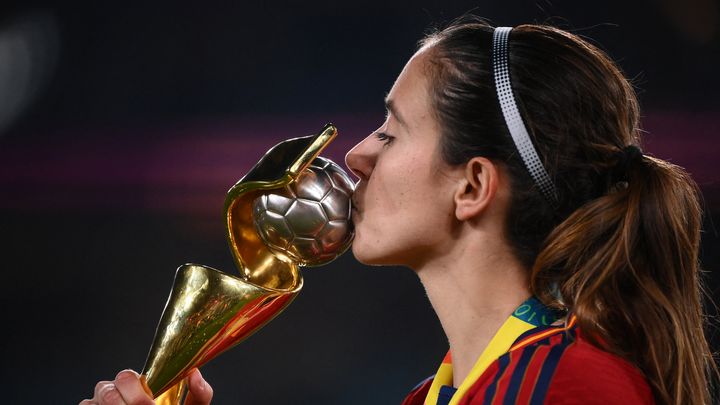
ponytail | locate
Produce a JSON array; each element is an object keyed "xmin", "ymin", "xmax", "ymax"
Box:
[{"xmin": 531, "ymin": 153, "xmax": 717, "ymax": 404}]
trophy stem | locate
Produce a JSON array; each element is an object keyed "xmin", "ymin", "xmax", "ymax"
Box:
[
  {"xmin": 153, "ymin": 378, "xmax": 187, "ymax": 405},
  {"xmin": 142, "ymin": 263, "xmax": 301, "ymax": 398}
]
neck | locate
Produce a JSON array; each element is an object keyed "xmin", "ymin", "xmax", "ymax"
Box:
[{"xmin": 415, "ymin": 235, "xmax": 530, "ymax": 387}]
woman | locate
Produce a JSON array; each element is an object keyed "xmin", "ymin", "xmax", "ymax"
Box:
[{"xmin": 82, "ymin": 17, "xmax": 717, "ymax": 405}]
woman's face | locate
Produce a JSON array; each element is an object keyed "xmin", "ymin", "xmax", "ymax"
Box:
[{"xmin": 345, "ymin": 48, "xmax": 463, "ymax": 269}]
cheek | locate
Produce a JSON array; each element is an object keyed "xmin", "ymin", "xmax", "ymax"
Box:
[
  {"xmin": 353, "ymin": 151, "xmax": 454, "ymax": 261},
  {"xmin": 349, "ymin": 127, "xmax": 455, "ymax": 264},
  {"xmin": 370, "ymin": 152, "xmax": 424, "ymax": 211},
  {"xmin": 351, "ymin": 154, "xmax": 419, "ymax": 255}
]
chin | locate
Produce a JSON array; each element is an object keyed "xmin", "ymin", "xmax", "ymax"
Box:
[
  {"xmin": 350, "ymin": 243, "xmax": 376, "ymax": 265},
  {"xmin": 350, "ymin": 239, "xmax": 381, "ymax": 265},
  {"xmin": 350, "ymin": 239, "xmax": 402, "ymax": 267}
]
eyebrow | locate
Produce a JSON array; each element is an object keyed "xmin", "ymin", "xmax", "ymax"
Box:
[{"xmin": 384, "ymin": 97, "xmax": 409, "ymax": 129}]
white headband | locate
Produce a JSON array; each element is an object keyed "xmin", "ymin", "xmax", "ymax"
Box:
[{"xmin": 492, "ymin": 27, "xmax": 558, "ymax": 206}]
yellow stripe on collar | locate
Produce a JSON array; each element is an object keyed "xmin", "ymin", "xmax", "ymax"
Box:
[{"xmin": 423, "ymin": 297, "xmax": 559, "ymax": 405}]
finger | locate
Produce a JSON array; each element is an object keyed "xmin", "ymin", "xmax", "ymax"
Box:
[
  {"xmin": 183, "ymin": 369, "xmax": 213, "ymax": 405},
  {"xmin": 96, "ymin": 383, "xmax": 127, "ymax": 405},
  {"xmin": 113, "ymin": 370, "xmax": 155, "ymax": 405},
  {"xmin": 94, "ymin": 381, "xmax": 113, "ymax": 399},
  {"xmin": 79, "ymin": 400, "xmax": 98, "ymax": 405}
]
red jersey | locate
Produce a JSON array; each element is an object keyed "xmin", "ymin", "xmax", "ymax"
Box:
[{"xmin": 402, "ymin": 318, "xmax": 655, "ymax": 404}]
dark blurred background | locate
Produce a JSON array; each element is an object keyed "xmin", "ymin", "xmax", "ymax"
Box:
[{"xmin": 0, "ymin": 0, "xmax": 718, "ymax": 404}]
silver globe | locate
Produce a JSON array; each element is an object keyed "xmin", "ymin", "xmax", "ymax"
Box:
[{"xmin": 252, "ymin": 156, "xmax": 355, "ymax": 266}]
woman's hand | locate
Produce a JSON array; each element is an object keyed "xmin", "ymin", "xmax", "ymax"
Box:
[{"xmin": 80, "ymin": 368, "xmax": 213, "ymax": 405}]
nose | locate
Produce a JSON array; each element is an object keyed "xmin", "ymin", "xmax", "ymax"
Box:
[{"xmin": 345, "ymin": 133, "xmax": 378, "ymax": 182}]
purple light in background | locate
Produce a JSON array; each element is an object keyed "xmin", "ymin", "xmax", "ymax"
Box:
[
  {"xmin": 642, "ymin": 111, "xmax": 719, "ymax": 187},
  {"xmin": 1, "ymin": 111, "xmax": 717, "ymax": 215},
  {"xmin": 0, "ymin": 115, "xmax": 375, "ymax": 215}
]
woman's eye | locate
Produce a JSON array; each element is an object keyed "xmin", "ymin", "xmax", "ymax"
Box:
[{"xmin": 375, "ymin": 132, "xmax": 395, "ymax": 146}]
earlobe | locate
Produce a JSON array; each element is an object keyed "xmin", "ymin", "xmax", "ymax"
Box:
[{"xmin": 454, "ymin": 157, "xmax": 498, "ymax": 221}]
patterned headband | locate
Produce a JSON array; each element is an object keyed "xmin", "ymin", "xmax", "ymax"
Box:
[{"xmin": 492, "ymin": 27, "xmax": 558, "ymax": 206}]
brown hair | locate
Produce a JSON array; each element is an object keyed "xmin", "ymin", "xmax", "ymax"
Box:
[{"xmin": 420, "ymin": 16, "xmax": 718, "ymax": 405}]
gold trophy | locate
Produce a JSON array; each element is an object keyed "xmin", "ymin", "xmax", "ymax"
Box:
[{"xmin": 140, "ymin": 124, "xmax": 354, "ymax": 404}]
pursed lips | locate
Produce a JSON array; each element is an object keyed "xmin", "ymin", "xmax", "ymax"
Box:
[
  {"xmin": 350, "ymin": 182, "xmax": 365, "ymax": 222},
  {"xmin": 350, "ymin": 183, "xmax": 362, "ymax": 211},
  {"xmin": 350, "ymin": 194, "xmax": 362, "ymax": 220}
]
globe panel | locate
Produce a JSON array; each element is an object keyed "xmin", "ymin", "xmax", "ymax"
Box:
[
  {"xmin": 255, "ymin": 210, "xmax": 293, "ymax": 249},
  {"xmin": 265, "ymin": 193, "xmax": 294, "ymax": 215},
  {"xmin": 293, "ymin": 168, "xmax": 332, "ymax": 201},
  {"xmin": 289, "ymin": 237, "xmax": 322, "ymax": 259},
  {"xmin": 312, "ymin": 158, "xmax": 330, "ymax": 170},
  {"xmin": 328, "ymin": 169, "xmax": 354, "ymax": 194},
  {"xmin": 321, "ymin": 188, "xmax": 351, "ymax": 220},
  {"xmin": 284, "ymin": 199, "xmax": 327, "ymax": 236},
  {"xmin": 318, "ymin": 220, "xmax": 351, "ymax": 251}
]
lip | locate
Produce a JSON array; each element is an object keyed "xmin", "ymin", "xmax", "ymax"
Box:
[
  {"xmin": 350, "ymin": 187, "xmax": 363, "ymax": 220},
  {"xmin": 350, "ymin": 204, "xmax": 361, "ymax": 223},
  {"xmin": 351, "ymin": 194, "xmax": 361, "ymax": 212}
]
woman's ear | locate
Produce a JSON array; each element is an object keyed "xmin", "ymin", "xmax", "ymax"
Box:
[{"xmin": 454, "ymin": 157, "xmax": 499, "ymax": 221}]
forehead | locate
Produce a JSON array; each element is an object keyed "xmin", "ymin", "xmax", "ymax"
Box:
[{"xmin": 386, "ymin": 48, "xmax": 435, "ymax": 130}]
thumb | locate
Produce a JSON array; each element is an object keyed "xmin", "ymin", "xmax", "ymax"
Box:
[{"xmin": 183, "ymin": 368, "xmax": 213, "ymax": 405}]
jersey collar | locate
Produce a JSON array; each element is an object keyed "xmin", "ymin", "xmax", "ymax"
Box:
[{"xmin": 424, "ymin": 296, "xmax": 561, "ymax": 405}]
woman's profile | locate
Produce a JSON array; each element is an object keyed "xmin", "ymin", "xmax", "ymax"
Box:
[{"xmin": 81, "ymin": 16, "xmax": 718, "ymax": 405}]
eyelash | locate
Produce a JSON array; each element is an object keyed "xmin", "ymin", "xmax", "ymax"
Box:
[{"xmin": 375, "ymin": 132, "xmax": 395, "ymax": 146}]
